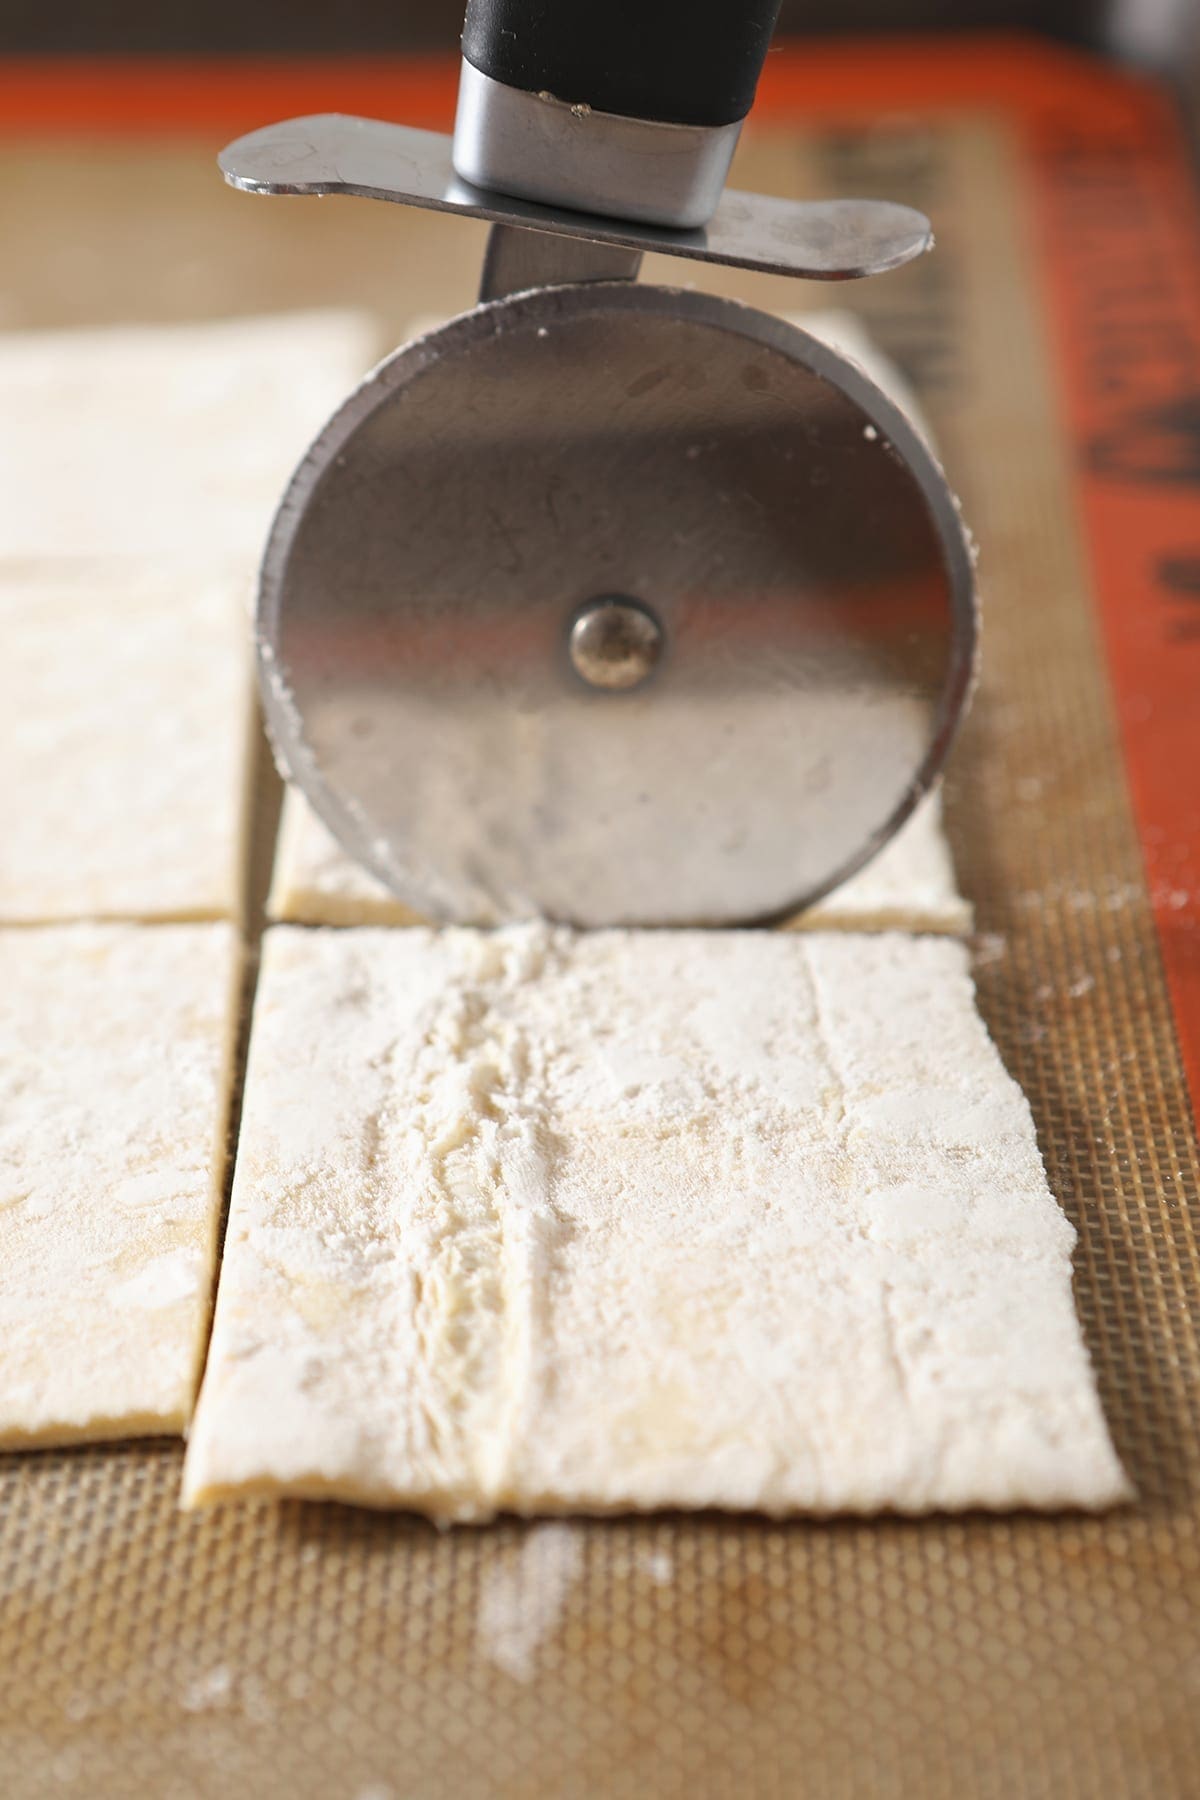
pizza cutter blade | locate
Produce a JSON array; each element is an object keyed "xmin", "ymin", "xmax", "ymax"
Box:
[
  {"xmin": 257, "ymin": 280, "xmax": 976, "ymax": 927},
  {"xmin": 225, "ymin": 0, "xmax": 978, "ymax": 924}
]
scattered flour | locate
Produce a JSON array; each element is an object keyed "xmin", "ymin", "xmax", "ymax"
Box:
[
  {"xmin": 476, "ymin": 1524, "xmax": 585, "ymax": 1682},
  {"xmin": 181, "ymin": 1666, "xmax": 233, "ymax": 1714}
]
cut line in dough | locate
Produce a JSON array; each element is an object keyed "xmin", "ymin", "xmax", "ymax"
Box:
[
  {"xmin": 0, "ymin": 922, "xmax": 242, "ymax": 1449},
  {"xmin": 184, "ymin": 924, "xmax": 1127, "ymax": 1521}
]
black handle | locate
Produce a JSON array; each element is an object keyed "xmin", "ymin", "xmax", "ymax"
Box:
[{"xmin": 461, "ymin": 0, "xmax": 783, "ymax": 130}]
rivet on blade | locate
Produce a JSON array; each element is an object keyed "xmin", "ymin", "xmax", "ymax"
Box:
[{"xmin": 568, "ymin": 598, "xmax": 664, "ymax": 692}]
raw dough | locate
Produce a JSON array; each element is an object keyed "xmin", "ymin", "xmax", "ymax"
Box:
[
  {"xmin": 0, "ymin": 310, "xmax": 378, "ymax": 559},
  {"xmin": 788, "ymin": 791, "xmax": 971, "ymax": 934},
  {"xmin": 0, "ymin": 562, "xmax": 254, "ymax": 924},
  {"xmin": 264, "ymin": 306, "xmax": 966, "ymax": 933},
  {"xmin": 184, "ymin": 925, "xmax": 1127, "ymax": 1519},
  {"xmin": 267, "ymin": 796, "xmax": 425, "ymax": 927},
  {"xmin": 0, "ymin": 922, "xmax": 241, "ymax": 1447}
]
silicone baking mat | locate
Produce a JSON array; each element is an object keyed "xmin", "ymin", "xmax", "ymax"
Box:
[{"xmin": 1, "ymin": 40, "xmax": 1198, "ymax": 1798}]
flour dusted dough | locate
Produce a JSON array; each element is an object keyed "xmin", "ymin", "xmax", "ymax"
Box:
[
  {"xmin": 0, "ymin": 311, "xmax": 377, "ymax": 558},
  {"xmin": 267, "ymin": 796, "xmax": 425, "ymax": 927},
  {"xmin": 0, "ymin": 563, "xmax": 254, "ymax": 924},
  {"xmin": 184, "ymin": 926, "xmax": 1127, "ymax": 1518},
  {"xmin": 0, "ymin": 923, "xmax": 241, "ymax": 1447}
]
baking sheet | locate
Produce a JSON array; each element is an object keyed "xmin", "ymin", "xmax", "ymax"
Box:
[{"xmin": 1, "ymin": 56, "xmax": 1198, "ymax": 1798}]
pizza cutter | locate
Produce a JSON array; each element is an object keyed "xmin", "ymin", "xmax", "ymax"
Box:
[{"xmin": 220, "ymin": 0, "xmax": 978, "ymax": 927}]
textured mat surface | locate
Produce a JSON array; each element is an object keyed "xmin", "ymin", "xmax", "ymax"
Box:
[{"xmin": 1, "ymin": 66, "xmax": 1198, "ymax": 1800}]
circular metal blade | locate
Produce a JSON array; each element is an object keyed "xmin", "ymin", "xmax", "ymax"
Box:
[{"xmin": 258, "ymin": 284, "xmax": 977, "ymax": 927}]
